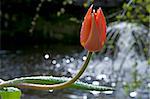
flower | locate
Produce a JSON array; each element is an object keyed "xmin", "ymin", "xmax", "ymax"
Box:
[{"xmin": 80, "ymin": 5, "xmax": 106, "ymax": 52}]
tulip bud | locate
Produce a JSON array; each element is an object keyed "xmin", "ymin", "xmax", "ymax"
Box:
[{"xmin": 80, "ymin": 5, "xmax": 106, "ymax": 52}]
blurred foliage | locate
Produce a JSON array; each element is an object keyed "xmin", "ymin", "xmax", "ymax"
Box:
[
  {"xmin": 34, "ymin": 15, "xmax": 80, "ymax": 44},
  {"xmin": 116, "ymin": 0, "xmax": 150, "ymax": 27},
  {"xmin": 1, "ymin": 0, "xmax": 84, "ymax": 46},
  {"xmin": 1, "ymin": 0, "xmax": 149, "ymax": 48}
]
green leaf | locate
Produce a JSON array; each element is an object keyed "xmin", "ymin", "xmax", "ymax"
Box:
[
  {"xmin": 0, "ymin": 87, "xmax": 21, "ymax": 99},
  {"xmin": 0, "ymin": 76, "xmax": 114, "ymax": 91}
]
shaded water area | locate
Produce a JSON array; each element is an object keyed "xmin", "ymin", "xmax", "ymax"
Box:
[{"xmin": 0, "ymin": 22, "xmax": 150, "ymax": 99}]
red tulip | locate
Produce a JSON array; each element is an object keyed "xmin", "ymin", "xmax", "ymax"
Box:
[{"xmin": 80, "ymin": 5, "xmax": 106, "ymax": 52}]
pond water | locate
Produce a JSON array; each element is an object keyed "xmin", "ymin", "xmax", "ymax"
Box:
[{"xmin": 0, "ymin": 22, "xmax": 150, "ymax": 99}]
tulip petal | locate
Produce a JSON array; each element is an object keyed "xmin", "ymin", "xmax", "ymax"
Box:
[
  {"xmin": 96, "ymin": 8, "xmax": 106, "ymax": 48},
  {"xmin": 80, "ymin": 5, "xmax": 93, "ymax": 46},
  {"xmin": 84, "ymin": 5, "xmax": 93, "ymax": 19},
  {"xmin": 80, "ymin": 6, "xmax": 106, "ymax": 52},
  {"xmin": 84, "ymin": 13, "xmax": 101, "ymax": 52}
]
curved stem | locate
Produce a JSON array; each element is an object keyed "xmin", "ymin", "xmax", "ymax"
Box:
[{"xmin": 0, "ymin": 51, "xmax": 93, "ymax": 90}]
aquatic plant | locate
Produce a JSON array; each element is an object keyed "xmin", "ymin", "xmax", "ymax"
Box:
[{"xmin": 0, "ymin": 4, "xmax": 112, "ymax": 99}]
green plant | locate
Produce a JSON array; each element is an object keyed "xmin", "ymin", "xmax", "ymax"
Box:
[
  {"xmin": 116, "ymin": 0, "xmax": 149, "ymax": 26},
  {"xmin": 0, "ymin": 4, "xmax": 113, "ymax": 99}
]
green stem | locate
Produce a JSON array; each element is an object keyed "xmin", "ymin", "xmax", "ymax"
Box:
[{"xmin": 0, "ymin": 51, "xmax": 93, "ymax": 90}]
